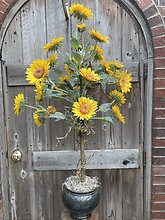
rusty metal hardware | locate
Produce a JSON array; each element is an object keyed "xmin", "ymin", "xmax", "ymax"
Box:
[{"xmin": 11, "ymin": 149, "xmax": 22, "ymax": 162}]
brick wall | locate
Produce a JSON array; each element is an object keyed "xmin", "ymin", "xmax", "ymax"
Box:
[
  {"xmin": 136, "ymin": 1, "xmax": 165, "ymax": 219},
  {"xmin": 0, "ymin": 0, "xmax": 165, "ymax": 219}
]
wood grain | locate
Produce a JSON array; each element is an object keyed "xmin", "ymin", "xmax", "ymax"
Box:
[{"xmin": 33, "ymin": 149, "xmax": 140, "ymax": 170}]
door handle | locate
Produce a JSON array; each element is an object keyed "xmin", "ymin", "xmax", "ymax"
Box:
[{"xmin": 11, "ymin": 149, "xmax": 22, "ymax": 162}]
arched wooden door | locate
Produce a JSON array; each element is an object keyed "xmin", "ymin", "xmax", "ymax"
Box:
[{"xmin": 0, "ymin": 0, "xmax": 151, "ymax": 219}]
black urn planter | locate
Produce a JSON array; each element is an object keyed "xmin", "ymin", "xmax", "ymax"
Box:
[{"xmin": 62, "ymin": 185, "xmax": 100, "ymax": 219}]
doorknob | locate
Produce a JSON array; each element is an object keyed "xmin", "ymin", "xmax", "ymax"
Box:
[{"xmin": 11, "ymin": 149, "xmax": 22, "ymax": 162}]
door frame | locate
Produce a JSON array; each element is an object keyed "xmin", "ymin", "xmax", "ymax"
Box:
[{"xmin": 0, "ymin": 0, "xmax": 153, "ymax": 219}]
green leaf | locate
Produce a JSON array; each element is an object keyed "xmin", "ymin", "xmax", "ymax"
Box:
[
  {"xmin": 49, "ymin": 112, "xmax": 66, "ymax": 121},
  {"xmin": 71, "ymin": 38, "xmax": 79, "ymax": 50},
  {"xmin": 99, "ymin": 74, "xmax": 108, "ymax": 80},
  {"xmin": 98, "ymin": 103, "xmax": 111, "ymax": 112},
  {"xmin": 94, "ymin": 116, "xmax": 113, "ymax": 123},
  {"xmin": 85, "ymin": 43, "xmax": 91, "ymax": 54},
  {"xmin": 53, "ymin": 68, "xmax": 64, "ymax": 75},
  {"xmin": 72, "ymin": 52, "xmax": 81, "ymax": 63}
]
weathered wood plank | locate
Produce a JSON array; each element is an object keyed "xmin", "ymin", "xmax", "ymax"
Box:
[
  {"xmin": 6, "ymin": 62, "xmax": 140, "ymax": 86},
  {"xmin": 33, "ymin": 149, "xmax": 140, "ymax": 171},
  {"xmin": 0, "ymin": 62, "xmax": 10, "ymax": 220}
]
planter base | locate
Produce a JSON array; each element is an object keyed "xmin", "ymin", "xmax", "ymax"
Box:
[{"xmin": 61, "ymin": 211, "xmax": 99, "ymax": 220}]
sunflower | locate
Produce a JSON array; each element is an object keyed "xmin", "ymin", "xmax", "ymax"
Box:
[
  {"xmin": 90, "ymin": 45, "xmax": 104, "ymax": 60},
  {"xmin": 101, "ymin": 59, "xmax": 113, "ymax": 76},
  {"xmin": 14, "ymin": 93, "xmax": 25, "ymax": 116},
  {"xmin": 33, "ymin": 109, "xmax": 45, "ymax": 126},
  {"xmin": 119, "ymin": 71, "xmax": 132, "ymax": 93},
  {"xmin": 47, "ymin": 54, "xmax": 57, "ymax": 63},
  {"xmin": 47, "ymin": 106, "xmax": 56, "ymax": 115},
  {"xmin": 43, "ymin": 37, "xmax": 63, "ymax": 52},
  {"xmin": 59, "ymin": 75, "xmax": 70, "ymax": 82},
  {"xmin": 26, "ymin": 59, "xmax": 50, "ymax": 85},
  {"xmin": 69, "ymin": 3, "xmax": 93, "ymax": 20},
  {"xmin": 109, "ymin": 61, "xmax": 124, "ymax": 69},
  {"xmin": 112, "ymin": 105, "xmax": 125, "ymax": 123},
  {"xmin": 65, "ymin": 64, "xmax": 73, "ymax": 75},
  {"xmin": 109, "ymin": 90, "xmax": 126, "ymax": 106},
  {"xmin": 77, "ymin": 23, "xmax": 86, "ymax": 31},
  {"xmin": 80, "ymin": 68, "xmax": 100, "ymax": 82},
  {"xmin": 35, "ymin": 79, "xmax": 44, "ymax": 102},
  {"xmin": 72, "ymin": 97, "xmax": 98, "ymax": 120},
  {"xmin": 101, "ymin": 59, "xmax": 121, "ymax": 77},
  {"xmin": 90, "ymin": 29, "xmax": 109, "ymax": 43}
]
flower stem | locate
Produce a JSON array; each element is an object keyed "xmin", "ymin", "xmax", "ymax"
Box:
[{"xmin": 79, "ymin": 131, "xmax": 86, "ymax": 182}]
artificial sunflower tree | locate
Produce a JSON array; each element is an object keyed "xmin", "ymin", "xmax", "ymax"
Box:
[{"xmin": 14, "ymin": 3, "xmax": 132, "ymax": 189}]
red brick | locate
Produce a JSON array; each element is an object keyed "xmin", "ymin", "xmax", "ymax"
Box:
[
  {"xmin": 153, "ymin": 167, "xmax": 165, "ymax": 175},
  {"xmin": 155, "ymin": 47, "xmax": 165, "ymax": 57},
  {"xmin": 148, "ymin": 15, "xmax": 163, "ymax": 27},
  {"xmin": 153, "ymin": 157, "xmax": 165, "ymax": 165},
  {"xmin": 0, "ymin": 2, "xmax": 8, "ymax": 13},
  {"xmin": 160, "ymin": 0, "xmax": 165, "ymax": 6},
  {"xmin": 152, "ymin": 202, "xmax": 165, "ymax": 210},
  {"xmin": 153, "ymin": 99, "xmax": 165, "ymax": 108},
  {"xmin": 137, "ymin": 0, "xmax": 152, "ymax": 10},
  {"xmin": 152, "ymin": 184, "xmax": 165, "ymax": 193},
  {"xmin": 158, "ymin": 7, "xmax": 165, "ymax": 16},
  {"xmin": 153, "ymin": 128, "xmax": 165, "ymax": 137},
  {"xmin": 153, "ymin": 176, "xmax": 165, "ymax": 185},
  {"xmin": 155, "ymin": 59, "xmax": 165, "ymax": 68},
  {"xmin": 153, "ymin": 148, "xmax": 165, "ymax": 156},
  {"xmin": 154, "ymin": 69, "xmax": 165, "ymax": 78},
  {"xmin": 3, "ymin": 0, "xmax": 15, "ymax": 4},
  {"xmin": 153, "ymin": 36, "xmax": 165, "ymax": 47},
  {"xmin": 152, "ymin": 193, "xmax": 165, "ymax": 202},
  {"xmin": 143, "ymin": 4, "xmax": 158, "ymax": 18},
  {"xmin": 153, "ymin": 109, "xmax": 165, "ymax": 118},
  {"xmin": 154, "ymin": 79, "xmax": 165, "ymax": 89},
  {"xmin": 153, "ymin": 119, "xmax": 165, "ymax": 127},
  {"xmin": 153, "ymin": 139, "xmax": 165, "ymax": 147},
  {"xmin": 153, "ymin": 89, "xmax": 165, "ymax": 98},
  {"xmin": 152, "ymin": 211, "xmax": 165, "ymax": 219},
  {"xmin": 151, "ymin": 26, "xmax": 165, "ymax": 37}
]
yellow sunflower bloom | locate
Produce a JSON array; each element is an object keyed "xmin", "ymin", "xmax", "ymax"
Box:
[
  {"xmin": 101, "ymin": 59, "xmax": 113, "ymax": 76},
  {"xmin": 47, "ymin": 54, "xmax": 57, "ymax": 63},
  {"xmin": 69, "ymin": 3, "xmax": 93, "ymax": 20},
  {"xmin": 77, "ymin": 23, "xmax": 86, "ymax": 31},
  {"xmin": 47, "ymin": 106, "xmax": 56, "ymax": 115},
  {"xmin": 119, "ymin": 71, "xmax": 132, "ymax": 93},
  {"xmin": 109, "ymin": 90, "xmax": 126, "ymax": 106},
  {"xmin": 42, "ymin": 43, "xmax": 52, "ymax": 52},
  {"xmin": 35, "ymin": 79, "xmax": 43, "ymax": 102},
  {"xmin": 59, "ymin": 75, "xmax": 70, "ymax": 82},
  {"xmin": 43, "ymin": 37, "xmax": 63, "ymax": 52},
  {"xmin": 33, "ymin": 109, "xmax": 45, "ymax": 126},
  {"xmin": 90, "ymin": 29, "xmax": 109, "ymax": 43},
  {"xmin": 26, "ymin": 59, "xmax": 50, "ymax": 85},
  {"xmin": 65, "ymin": 64, "xmax": 73, "ymax": 75},
  {"xmin": 72, "ymin": 97, "xmax": 98, "ymax": 120},
  {"xmin": 80, "ymin": 68, "xmax": 100, "ymax": 82},
  {"xmin": 109, "ymin": 61, "xmax": 124, "ymax": 69},
  {"xmin": 14, "ymin": 93, "xmax": 25, "ymax": 116},
  {"xmin": 112, "ymin": 105, "xmax": 125, "ymax": 123}
]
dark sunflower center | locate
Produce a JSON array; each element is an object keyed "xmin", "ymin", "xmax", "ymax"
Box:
[
  {"xmin": 80, "ymin": 104, "xmax": 90, "ymax": 114},
  {"xmin": 34, "ymin": 68, "xmax": 44, "ymax": 79}
]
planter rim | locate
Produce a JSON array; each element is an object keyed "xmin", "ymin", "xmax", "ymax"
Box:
[{"xmin": 62, "ymin": 183, "xmax": 100, "ymax": 194}]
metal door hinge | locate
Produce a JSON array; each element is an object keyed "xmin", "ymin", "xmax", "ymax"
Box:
[
  {"xmin": 143, "ymin": 150, "xmax": 147, "ymax": 167},
  {"xmin": 144, "ymin": 63, "xmax": 148, "ymax": 80}
]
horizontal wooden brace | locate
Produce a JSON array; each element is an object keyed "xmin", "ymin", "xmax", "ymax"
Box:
[
  {"xmin": 32, "ymin": 149, "xmax": 141, "ymax": 171},
  {"xmin": 6, "ymin": 62, "xmax": 139, "ymax": 86}
]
